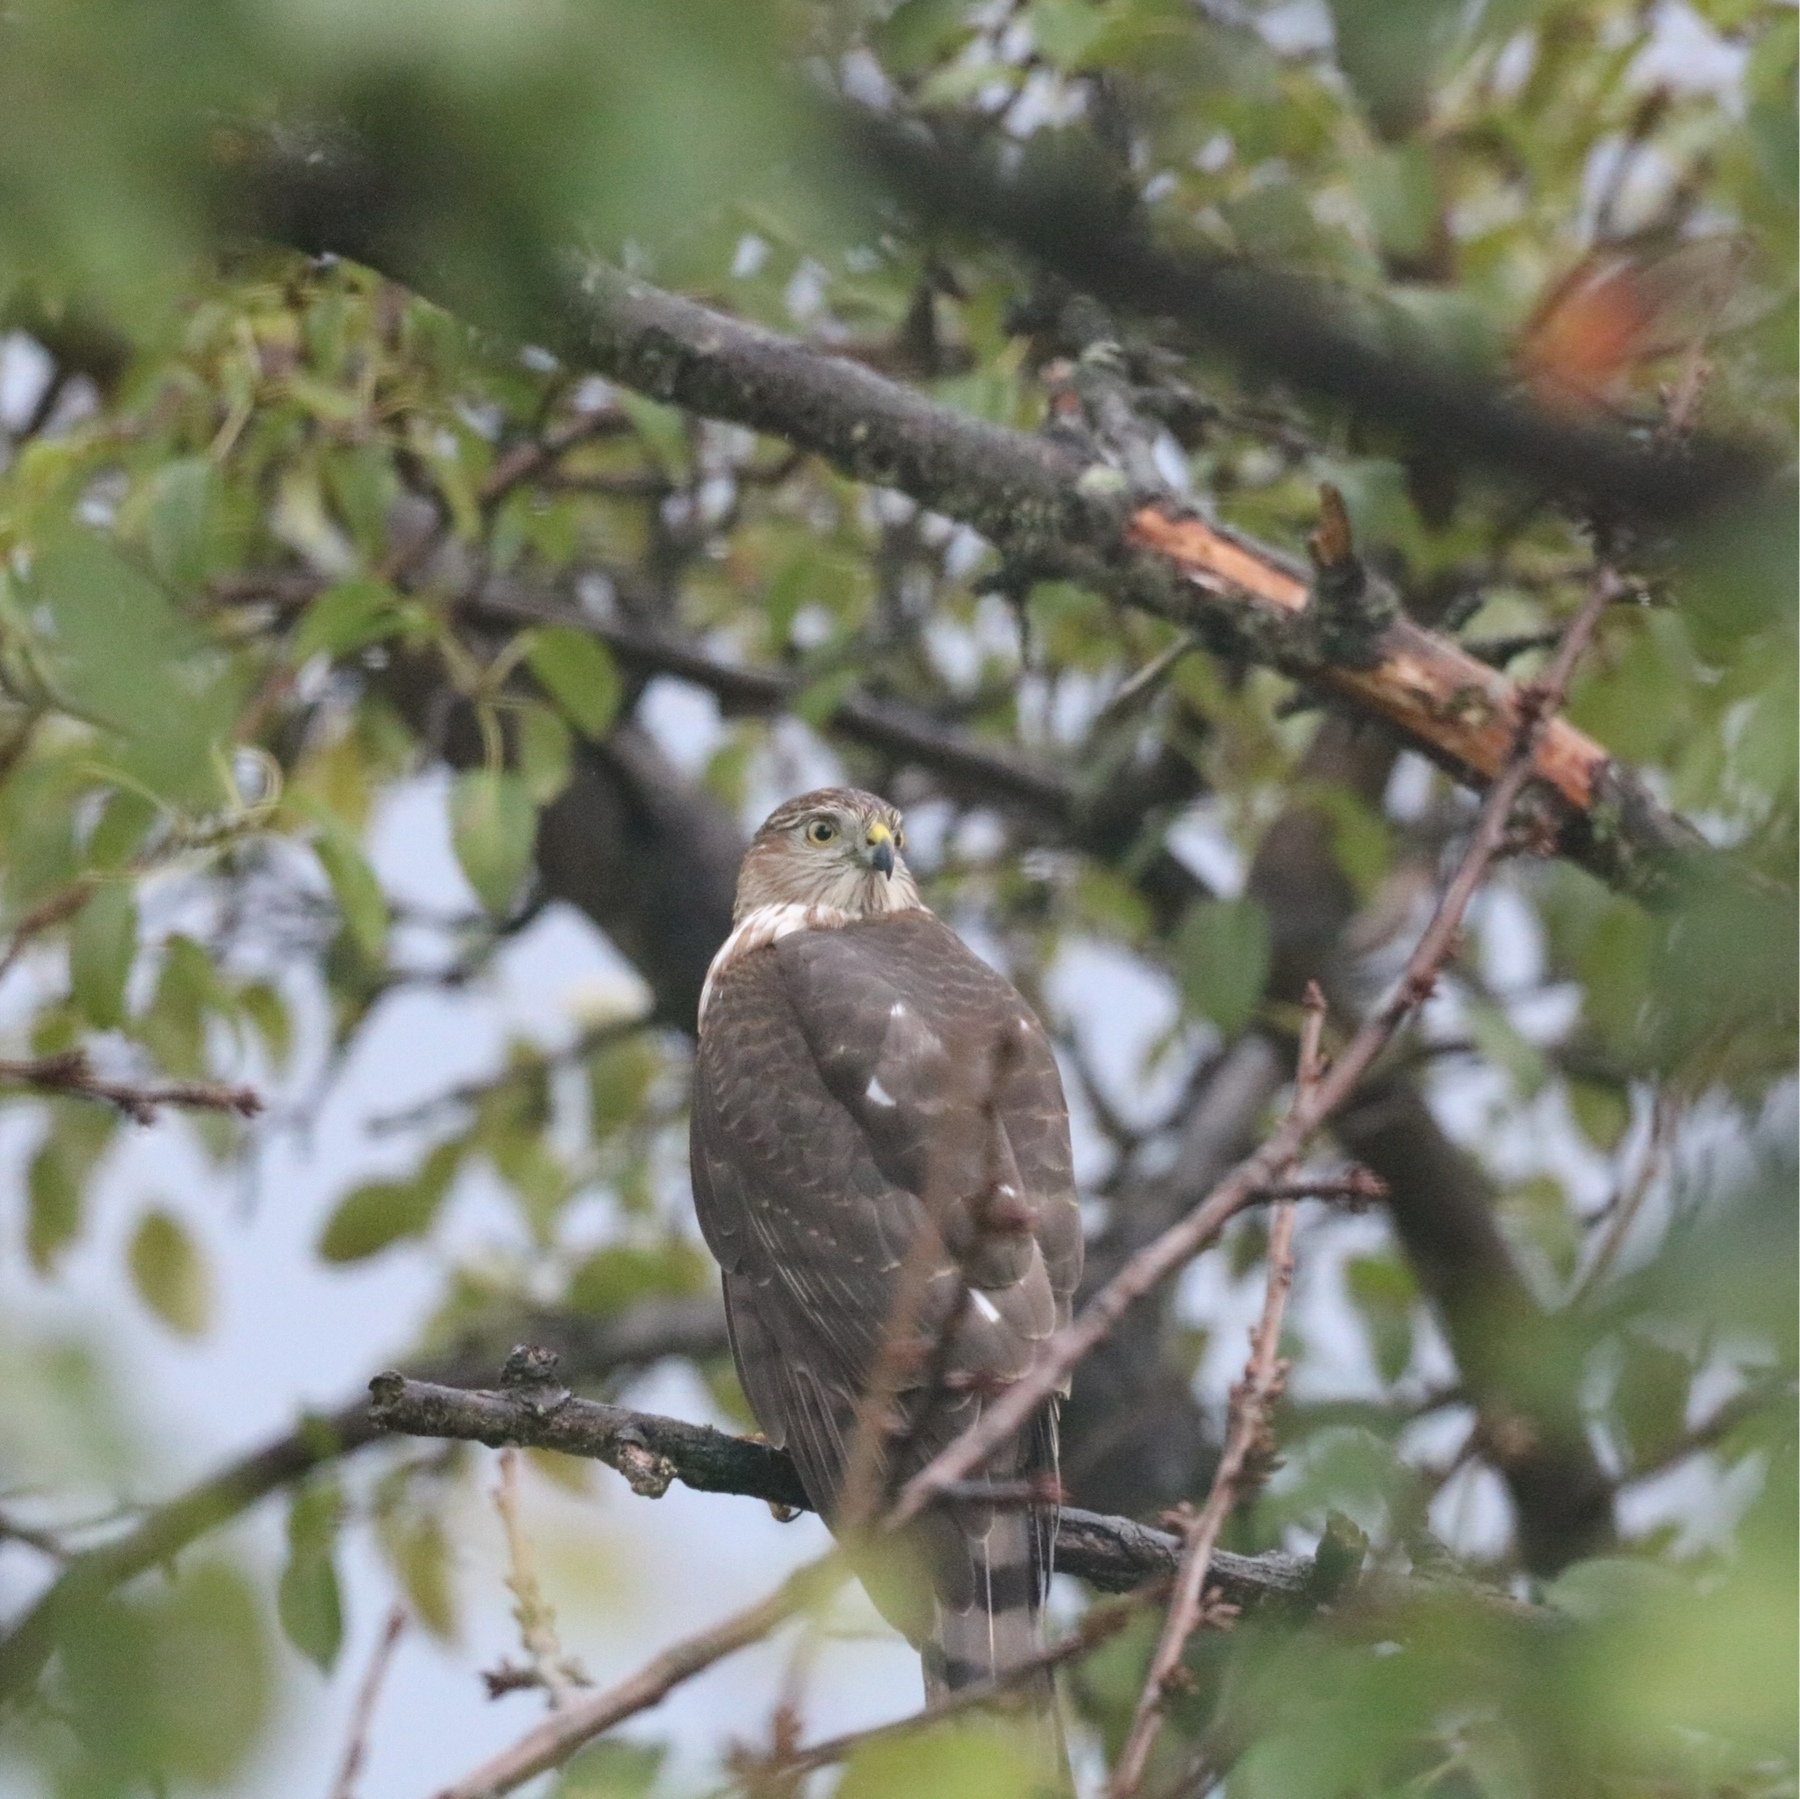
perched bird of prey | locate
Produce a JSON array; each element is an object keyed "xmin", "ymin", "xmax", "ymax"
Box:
[{"xmin": 691, "ymin": 787, "xmax": 1082, "ymax": 1784}]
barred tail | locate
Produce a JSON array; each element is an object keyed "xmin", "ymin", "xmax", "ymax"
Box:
[{"xmin": 923, "ymin": 1506, "xmax": 1074, "ymax": 1796}]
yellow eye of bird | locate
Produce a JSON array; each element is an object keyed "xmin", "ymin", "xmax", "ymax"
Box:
[{"xmin": 806, "ymin": 818, "xmax": 837, "ymax": 844}]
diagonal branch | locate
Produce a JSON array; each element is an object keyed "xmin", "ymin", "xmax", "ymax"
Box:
[
  {"xmin": 429, "ymin": 1554, "xmax": 845, "ymax": 1799},
  {"xmin": 1109, "ymin": 987, "xmax": 1323, "ymax": 1796},
  {"xmin": 230, "ymin": 129, "xmax": 1706, "ymax": 902},
  {"xmin": 843, "ymin": 105, "xmax": 1759, "ymax": 519},
  {"xmin": 549, "ymin": 265, "xmax": 1691, "ymax": 901},
  {"xmin": 885, "ymin": 565, "xmax": 1621, "ymax": 1536}
]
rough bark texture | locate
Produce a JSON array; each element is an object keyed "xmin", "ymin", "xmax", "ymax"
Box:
[
  {"xmin": 368, "ymin": 1371, "xmax": 1555, "ymax": 1626},
  {"xmin": 230, "ymin": 124, "xmax": 1711, "ymax": 903}
]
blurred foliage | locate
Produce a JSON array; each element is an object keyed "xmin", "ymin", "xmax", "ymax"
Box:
[{"xmin": 0, "ymin": 0, "xmax": 1792, "ymax": 1796}]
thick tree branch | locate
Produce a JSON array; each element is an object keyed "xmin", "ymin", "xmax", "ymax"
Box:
[
  {"xmin": 550, "ymin": 265, "xmax": 1693, "ymax": 899},
  {"xmin": 843, "ymin": 106, "xmax": 1761, "ymax": 519},
  {"xmin": 232, "ymin": 131, "xmax": 1705, "ymax": 901}
]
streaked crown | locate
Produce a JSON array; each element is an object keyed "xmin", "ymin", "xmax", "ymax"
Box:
[{"xmin": 733, "ymin": 787, "xmax": 923, "ymax": 921}]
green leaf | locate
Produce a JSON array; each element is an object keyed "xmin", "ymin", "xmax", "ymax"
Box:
[
  {"xmin": 278, "ymin": 1482, "xmax": 345, "ymax": 1673},
  {"xmin": 587, "ymin": 1036, "xmax": 659, "ymax": 1139},
  {"xmin": 1498, "ymin": 1174, "xmax": 1581, "ymax": 1290},
  {"xmin": 322, "ymin": 444, "xmax": 401, "ymax": 558},
  {"xmin": 317, "ymin": 1141, "xmax": 460, "ymax": 1262},
  {"xmin": 1030, "ymin": 0, "xmax": 1112, "ymax": 67},
  {"xmin": 311, "ymin": 820, "xmax": 390, "ymax": 963},
  {"xmin": 518, "ymin": 704, "xmax": 575, "ymax": 805},
  {"xmin": 449, "ymin": 768, "xmax": 536, "ymax": 916},
  {"xmin": 69, "ymin": 880, "xmax": 137, "ymax": 1030},
  {"xmin": 840, "ymin": 1717, "xmax": 1038, "ymax": 1799},
  {"xmin": 617, "ymin": 391, "xmax": 689, "ymax": 476},
  {"xmin": 316, "ymin": 1180, "xmax": 428, "ymax": 1262},
  {"xmin": 61, "ymin": 1561, "xmax": 270, "ymax": 1786},
  {"xmin": 1466, "ymin": 996, "xmax": 1549, "ymax": 1099},
  {"xmin": 27, "ymin": 1105, "xmax": 115, "ymax": 1272},
  {"xmin": 1612, "ymin": 1335, "xmax": 1694, "ymax": 1469},
  {"xmin": 1578, "ymin": 899, "xmax": 1657, "ymax": 1065},
  {"xmin": 238, "ymin": 980, "xmax": 294, "ymax": 1073},
  {"xmin": 555, "ymin": 1741, "xmax": 666, "ymax": 1799},
  {"xmin": 875, "ymin": 0, "xmax": 970, "ymax": 72},
  {"xmin": 792, "ymin": 667, "xmax": 859, "ymax": 729},
  {"xmin": 526, "ymin": 627, "xmax": 621, "ymax": 739},
  {"xmin": 143, "ymin": 456, "xmax": 215, "ymax": 592},
  {"xmin": 385, "ymin": 1510, "xmax": 456, "ymax": 1641},
  {"xmin": 1569, "ymin": 1078, "xmax": 1631, "ymax": 1154},
  {"xmin": 1175, "ymin": 897, "xmax": 1271, "ymax": 1036},
  {"xmin": 1329, "ymin": 0, "xmax": 1463, "ymax": 135},
  {"xmin": 1351, "ymin": 141, "xmax": 1439, "ymax": 263},
  {"xmin": 85, "ymin": 787, "xmax": 158, "ymax": 871},
  {"xmin": 28, "ymin": 528, "xmax": 236, "ymax": 803},
  {"xmin": 1295, "ymin": 782, "xmax": 1394, "ymax": 901},
  {"xmin": 567, "ymin": 1239, "xmax": 708, "ymax": 1316},
  {"xmin": 134, "ymin": 934, "xmax": 220, "ymax": 1079},
  {"xmin": 293, "ymin": 578, "xmax": 407, "ymax": 661},
  {"xmin": 128, "ymin": 1208, "xmax": 212, "ymax": 1337}
]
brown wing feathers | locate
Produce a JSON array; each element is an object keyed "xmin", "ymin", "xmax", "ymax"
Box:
[{"xmin": 691, "ymin": 907, "xmax": 1082, "ymax": 1747}]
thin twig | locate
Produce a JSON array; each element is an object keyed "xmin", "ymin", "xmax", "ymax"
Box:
[
  {"xmin": 0, "ymin": 1513, "xmax": 69, "ymax": 1559},
  {"xmin": 365, "ymin": 1014, "xmax": 650, "ymax": 1136},
  {"xmin": 1567, "ymin": 1086, "xmax": 1678, "ymax": 1306},
  {"xmin": 328, "ymin": 1604, "xmax": 408, "ymax": 1799},
  {"xmin": 1253, "ymin": 1170, "xmax": 1386, "ymax": 1206},
  {"xmin": 489, "ymin": 1448, "xmax": 589, "ymax": 1708},
  {"xmin": 428, "ymin": 1555, "xmax": 844, "ymax": 1799},
  {"xmin": 0, "ymin": 1050, "xmax": 262, "ymax": 1123},
  {"xmin": 885, "ymin": 564, "xmax": 1621, "ymax": 1537},
  {"xmin": 0, "ymin": 879, "xmax": 97, "ymax": 987},
  {"xmin": 1110, "ymin": 985, "xmax": 1324, "ymax": 1795},
  {"xmin": 754, "ymin": 1592, "xmax": 1143, "ymax": 1787}
]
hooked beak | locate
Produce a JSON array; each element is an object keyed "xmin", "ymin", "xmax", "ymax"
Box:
[{"xmin": 865, "ymin": 822, "xmax": 896, "ymax": 879}]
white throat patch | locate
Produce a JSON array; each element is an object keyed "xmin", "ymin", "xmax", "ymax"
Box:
[{"xmin": 698, "ymin": 901, "xmax": 852, "ymax": 1024}]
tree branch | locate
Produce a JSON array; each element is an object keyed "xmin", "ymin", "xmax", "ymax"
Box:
[
  {"xmin": 0, "ymin": 1297, "xmax": 728, "ymax": 1703},
  {"xmin": 230, "ymin": 129, "xmax": 1707, "ymax": 902},
  {"xmin": 842, "ymin": 105, "xmax": 1761, "ymax": 520},
  {"xmin": 430, "ymin": 1554, "xmax": 845, "ymax": 1799},
  {"xmin": 549, "ymin": 265, "xmax": 1692, "ymax": 900},
  {"xmin": 884, "ymin": 565, "xmax": 1619, "ymax": 1532},
  {"xmin": 1111, "ymin": 988, "xmax": 1321, "ymax": 1796},
  {"xmin": 363, "ymin": 1366, "xmax": 1551, "ymax": 1633},
  {"xmin": 0, "ymin": 1050, "xmax": 261, "ymax": 1124}
]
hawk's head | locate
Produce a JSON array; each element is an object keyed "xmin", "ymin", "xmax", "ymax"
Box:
[{"xmin": 734, "ymin": 787, "xmax": 923, "ymax": 922}]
